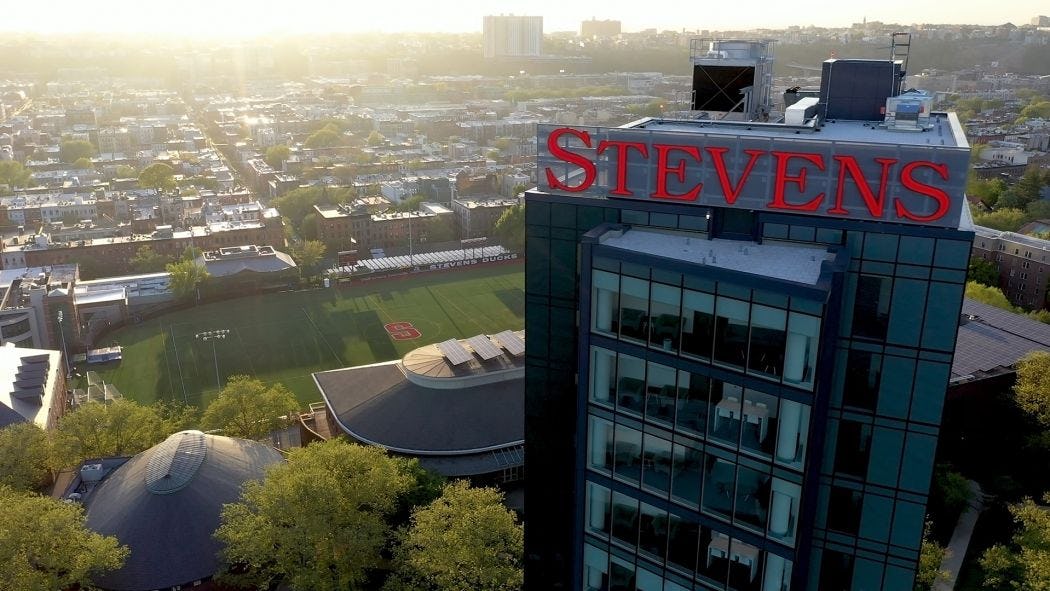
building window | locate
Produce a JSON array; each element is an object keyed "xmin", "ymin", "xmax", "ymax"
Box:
[
  {"xmin": 613, "ymin": 423, "xmax": 643, "ymax": 484},
  {"xmin": 589, "ymin": 347, "xmax": 617, "ymax": 407},
  {"xmin": 843, "ymin": 350, "xmax": 882, "ymax": 411},
  {"xmin": 734, "ymin": 464, "xmax": 771, "ymax": 532},
  {"xmin": 671, "ymin": 443, "xmax": 703, "ymax": 507},
  {"xmin": 709, "ymin": 382, "xmax": 744, "ymax": 447},
  {"xmin": 818, "ymin": 550, "xmax": 855, "ymax": 591},
  {"xmin": 644, "ymin": 362, "xmax": 676, "ymax": 426},
  {"xmin": 585, "ymin": 482, "xmax": 611, "ymax": 539},
  {"xmin": 775, "ymin": 399, "xmax": 810, "ymax": 469},
  {"xmin": 769, "ymin": 478, "xmax": 802, "ymax": 543},
  {"xmin": 615, "ymin": 354, "xmax": 645, "ymax": 416},
  {"xmin": 0, "ymin": 318, "xmax": 31, "ymax": 338},
  {"xmin": 834, "ymin": 421, "xmax": 873, "ymax": 478},
  {"xmin": 619, "ymin": 276, "xmax": 651, "ymax": 343},
  {"xmin": 648, "ymin": 283, "xmax": 681, "ymax": 351},
  {"xmin": 784, "ymin": 313, "xmax": 820, "ymax": 389},
  {"xmin": 748, "ymin": 305, "xmax": 787, "ymax": 379},
  {"xmin": 827, "ymin": 486, "xmax": 863, "ymax": 534},
  {"xmin": 587, "ymin": 416, "xmax": 614, "ymax": 474},
  {"xmin": 741, "ymin": 389, "xmax": 778, "ymax": 459},
  {"xmin": 638, "ymin": 502, "xmax": 668, "ymax": 560},
  {"xmin": 714, "ymin": 296, "xmax": 750, "ymax": 368},
  {"xmin": 611, "ymin": 492, "xmax": 639, "ymax": 549},
  {"xmin": 852, "ymin": 275, "xmax": 891, "ymax": 339},
  {"xmin": 641, "ymin": 433, "xmax": 673, "ymax": 494},
  {"xmin": 591, "ymin": 270, "xmax": 620, "ymax": 336},
  {"xmin": 666, "ymin": 514, "xmax": 699, "ymax": 575},
  {"xmin": 676, "ymin": 370, "xmax": 709, "ymax": 435},
  {"xmin": 682, "ymin": 289, "xmax": 715, "ymax": 359},
  {"xmin": 583, "ymin": 543, "xmax": 609, "ymax": 590},
  {"xmin": 701, "ymin": 456, "xmax": 736, "ymax": 521}
]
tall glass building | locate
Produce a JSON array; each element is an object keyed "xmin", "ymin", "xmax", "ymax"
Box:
[{"xmin": 523, "ymin": 61, "xmax": 974, "ymax": 591}]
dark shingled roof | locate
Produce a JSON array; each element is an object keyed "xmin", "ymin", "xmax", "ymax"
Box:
[
  {"xmin": 0, "ymin": 402, "xmax": 24, "ymax": 428},
  {"xmin": 315, "ymin": 361, "xmax": 523, "ymax": 454},
  {"xmin": 952, "ymin": 298, "xmax": 1050, "ymax": 381},
  {"xmin": 84, "ymin": 432, "xmax": 283, "ymax": 591}
]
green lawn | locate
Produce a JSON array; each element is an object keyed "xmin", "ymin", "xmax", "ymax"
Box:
[{"xmin": 87, "ymin": 265, "xmax": 524, "ymax": 408}]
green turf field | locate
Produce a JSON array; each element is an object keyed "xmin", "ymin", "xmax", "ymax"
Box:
[{"xmin": 88, "ymin": 265, "xmax": 524, "ymax": 408}]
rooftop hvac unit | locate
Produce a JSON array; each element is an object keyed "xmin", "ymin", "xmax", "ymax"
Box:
[
  {"xmin": 818, "ymin": 59, "xmax": 903, "ymax": 121},
  {"xmin": 689, "ymin": 39, "xmax": 774, "ymax": 121},
  {"xmin": 883, "ymin": 89, "xmax": 935, "ymax": 131},
  {"xmin": 80, "ymin": 463, "xmax": 104, "ymax": 482}
]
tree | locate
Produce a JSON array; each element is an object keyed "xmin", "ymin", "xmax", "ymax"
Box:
[
  {"xmin": 215, "ymin": 439, "xmax": 415, "ymax": 591},
  {"xmin": 0, "ymin": 486, "xmax": 127, "ymax": 590},
  {"xmin": 997, "ymin": 188, "xmax": 1036, "ymax": 212},
  {"xmin": 166, "ymin": 258, "xmax": 209, "ymax": 300},
  {"xmin": 181, "ymin": 245, "xmax": 203, "ymax": 261},
  {"xmin": 59, "ymin": 139, "xmax": 95, "ymax": 163},
  {"xmin": 129, "ymin": 245, "xmax": 171, "ymax": 274},
  {"xmin": 114, "ymin": 164, "xmax": 137, "ymax": 179},
  {"xmin": 1026, "ymin": 199, "xmax": 1050, "ymax": 222},
  {"xmin": 965, "ymin": 281, "xmax": 1015, "ymax": 311},
  {"xmin": 0, "ymin": 160, "xmax": 32, "ymax": 191},
  {"xmin": 492, "ymin": 203, "xmax": 524, "ymax": 252},
  {"xmin": 0, "ymin": 423, "xmax": 52, "ymax": 492},
  {"xmin": 1014, "ymin": 351, "xmax": 1050, "ymax": 428},
  {"xmin": 305, "ymin": 128, "xmax": 343, "ymax": 149},
  {"xmin": 138, "ymin": 162, "xmax": 176, "ymax": 192},
  {"xmin": 384, "ymin": 481, "xmax": 523, "ymax": 591},
  {"xmin": 973, "ymin": 208, "xmax": 1028, "ymax": 232},
  {"xmin": 367, "ymin": 130, "xmax": 385, "ymax": 146},
  {"xmin": 968, "ymin": 257, "xmax": 999, "ymax": 287},
  {"xmin": 201, "ymin": 376, "xmax": 300, "ymax": 440},
  {"xmin": 300, "ymin": 212, "xmax": 319, "ymax": 241},
  {"xmin": 915, "ymin": 522, "xmax": 950, "ymax": 591},
  {"xmin": 980, "ymin": 492, "xmax": 1050, "ymax": 591},
  {"xmin": 292, "ymin": 240, "xmax": 326, "ymax": 275},
  {"xmin": 264, "ymin": 144, "xmax": 291, "ymax": 169},
  {"xmin": 51, "ymin": 400, "xmax": 193, "ymax": 469},
  {"xmin": 72, "ymin": 156, "xmax": 93, "ymax": 170},
  {"xmin": 967, "ymin": 176, "xmax": 1006, "ymax": 207}
]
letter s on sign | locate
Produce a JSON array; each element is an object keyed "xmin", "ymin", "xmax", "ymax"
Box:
[
  {"xmin": 545, "ymin": 127, "xmax": 597, "ymax": 192},
  {"xmin": 895, "ymin": 161, "xmax": 951, "ymax": 223}
]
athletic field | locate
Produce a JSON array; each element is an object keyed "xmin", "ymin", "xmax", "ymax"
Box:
[{"xmin": 89, "ymin": 265, "xmax": 524, "ymax": 408}]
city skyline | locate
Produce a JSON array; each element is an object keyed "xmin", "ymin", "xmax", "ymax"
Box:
[{"xmin": 2, "ymin": 0, "xmax": 1047, "ymax": 37}]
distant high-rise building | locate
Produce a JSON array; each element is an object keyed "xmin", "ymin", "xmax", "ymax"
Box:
[
  {"xmin": 1032, "ymin": 15, "xmax": 1050, "ymax": 27},
  {"xmin": 483, "ymin": 15, "xmax": 543, "ymax": 59},
  {"xmin": 581, "ymin": 18, "xmax": 622, "ymax": 39}
]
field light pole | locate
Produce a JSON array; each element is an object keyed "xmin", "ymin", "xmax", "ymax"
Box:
[
  {"xmin": 56, "ymin": 310, "xmax": 71, "ymax": 379},
  {"xmin": 195, "ymin": 329, "xmax": 229, "ymax": 389}
]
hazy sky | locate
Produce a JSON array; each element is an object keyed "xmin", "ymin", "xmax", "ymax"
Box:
[{"xmin": 4, "ymin": 0, "xmax": 1046, "ymax": 35}]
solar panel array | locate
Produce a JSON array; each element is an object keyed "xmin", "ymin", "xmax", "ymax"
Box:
[
  {"xmin": 494, "ymin": 330, "xmax": 525, "ymax": 356},
  {"xmin": 437, "ymin": 338, "xmax": 473, "ymax": 365},
  {"xmin": 467, "ymin": 335, "xmax": 503, "ymax": 360}
]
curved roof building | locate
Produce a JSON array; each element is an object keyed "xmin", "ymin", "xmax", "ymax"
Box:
[
  {"xmin": 313, "ymin": 331, "xmax": 525, "ymax": 478},
  {"xmin": 83, "ymin": 430, "xmax": 283, "ymax": 591}
]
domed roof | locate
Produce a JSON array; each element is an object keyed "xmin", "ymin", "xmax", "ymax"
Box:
[{"xmin": 84, "ymin": 430, "xmax": 283, "ymax": 591}]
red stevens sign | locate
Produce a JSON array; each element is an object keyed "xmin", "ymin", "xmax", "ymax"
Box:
[{"xmin": 540, "ymin": 126, "xmax": 967, "ymax": 226}]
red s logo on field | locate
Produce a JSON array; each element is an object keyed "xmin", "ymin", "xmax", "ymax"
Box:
[{"xmin": 384, "ymin": 322, "xmax": 421, "ymax": 341}]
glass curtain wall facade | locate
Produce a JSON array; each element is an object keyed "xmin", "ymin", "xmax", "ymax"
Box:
[{"xmin": 524, "ymin": 197, "xmax": 973, "ymax": 591}]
